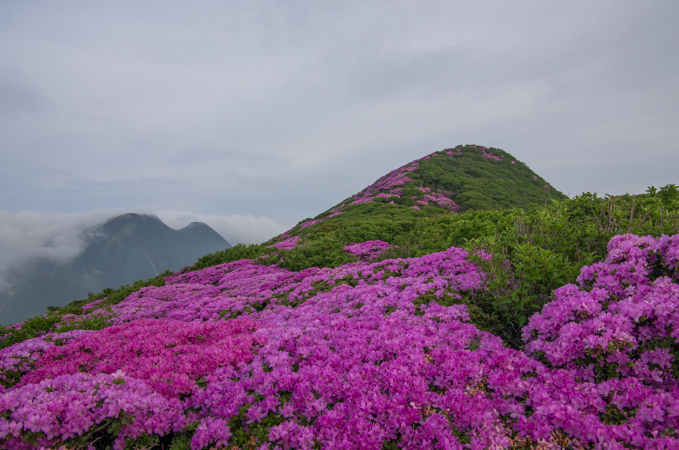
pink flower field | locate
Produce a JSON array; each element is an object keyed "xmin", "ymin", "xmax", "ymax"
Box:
[{"xmin": 1, "ymin": 234, "xmax": 679, "ymax": 449}]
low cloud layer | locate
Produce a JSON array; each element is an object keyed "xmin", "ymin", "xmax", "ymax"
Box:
[
  {"xmin": 0, "ymin": 209, "xmax": 287, "ymax": 296},
  {"xmin": 0, "ymin": 210, "xmax": 121, "ymax": 267},
  {"xmin": 0, "ymin": 210, "xmax": 120, "ymax": 290}
]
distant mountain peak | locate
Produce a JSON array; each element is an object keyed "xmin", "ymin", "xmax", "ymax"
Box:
[
  {"xmin": 1, "ymin": 213, "xmax": 231, "ymax": 326},
  {"xmin": 103, "ymin": 212, "xmax": 160, "ymax": 224},
  {"xmin": 181, "ymin": 221, "xmax": 210, "ymax": 230}
]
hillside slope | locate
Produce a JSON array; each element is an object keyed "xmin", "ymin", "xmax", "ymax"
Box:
[
  {"xmin": 1, "ymin": 146, "xmax": 677, "ymax": 449},
  {"xmin": 1, "ymin": 191, "xmax": 678, "ymax": 449}
]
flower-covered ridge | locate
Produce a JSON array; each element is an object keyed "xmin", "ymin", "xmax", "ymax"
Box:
[{"xmin": 349, "ymin": 160, "xmax": 420, "ymax": 205}]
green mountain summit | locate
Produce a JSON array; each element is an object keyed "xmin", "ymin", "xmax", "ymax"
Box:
[{"xmin": 283, "ymin": 144, "xmax": 565, "ymax": 237}]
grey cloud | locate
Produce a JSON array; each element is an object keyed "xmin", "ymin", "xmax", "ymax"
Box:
[
  {"xmin": 0, "ymin": 0, "xmax": 677, "ymax": 228},
  {"xmin": 0, "ymin": 74, "xmax": 50, "ymax": 117},
  {"xmin": 0, "ymin": 210, "xmax": 121, "ymax": 290}
]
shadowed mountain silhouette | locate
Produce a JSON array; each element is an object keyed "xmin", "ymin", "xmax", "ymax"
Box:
[{"xmin": 0, "ymin": 213, "xmax": 230, "ymax": 325}]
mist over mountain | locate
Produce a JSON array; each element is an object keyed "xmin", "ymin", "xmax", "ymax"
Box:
[{"xmin": 0, "ymin": 213, "xmax": 230, "ymax": 325}]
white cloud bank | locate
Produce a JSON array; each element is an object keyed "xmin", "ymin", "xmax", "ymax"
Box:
[
  {"xmin": 0, "ymin": 209, "xmax": 123, "ymax": 290},
  {"xmin": 0, "ymin": 209, "xmax": 288, "ymax": 293},
  {"xmin": 0, "ymin": 210, "xmax": 122, "ymax": 266}
]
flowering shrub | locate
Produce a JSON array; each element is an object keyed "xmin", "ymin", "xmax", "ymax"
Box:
[
  {"xmin": 190, "ymin": 304, "xmax": 539, "ymax": 449},
  {"xmin": 283, "ymin": 207, "xmax": 344, "ymax": 237},
  {"xmin": 482, "ymin": 148, "xmax": 504, "ymax": 161},
  {"xmin": 343, "ymin": 240, "xmax": 395, "ymax": 261},
  {"xmin": 422, "ymin": 193, "xmax": 460, "ymax": 212},
  {"xmin": 81, "ymin": 298, "xmax": 106, "ymax": 310},
  {"xmin": 22, "ymin": 318, "xmax": 264, "ymax": 398},
  {"xmin": 0, "ymin": 371, "xmax": 186, "ymax": 450},
  {"xmin": 86, "ymin": 246, "xmax": 487, "ymax": 330},
  {"xmin": 524, "ymin": 234, "xmax": 679, "ymax": 384},
  {"xmin": 521, "ymin": 234, "xmax": 679, "ymax": 445},
  {"xmin": 268, "ymin": 235, "xmax": 301, "ymax": 250},
  {"xmin": 349, "ymin": 161, "xmax": 419, "ymax": 205},
  {"xmin": 0, "ymin": 330, "xmax": 91, "ymax": 390}
]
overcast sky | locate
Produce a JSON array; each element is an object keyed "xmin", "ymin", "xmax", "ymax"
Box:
[{"xmin": 1, "ymin": 1, "xmax": 678, "ymax": 255}]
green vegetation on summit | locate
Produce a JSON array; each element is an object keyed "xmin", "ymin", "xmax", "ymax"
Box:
[
  {"xmin": 330, "ymin": 144, "xmax": 566, "ymax": 215},
  {"xmin": 347, "ymin": 144, "xmax": 567, "ymax": 212}
]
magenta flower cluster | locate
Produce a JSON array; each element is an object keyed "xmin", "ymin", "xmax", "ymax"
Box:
[
  {"xmin": 343, "ymin": 240, "xmax": 395, "ymax": 261},
  {"xmin": 349, "ymin": 160, "xmax": 420, "ymax": 205},
  {"xmin": 524, "ymin": 234, "xmax": 679, "ymax": 381},
  {"xmin": 0, "ymin": 330, "xmax": 91, "ymax": 390},
  {"xmin": 348, "ymin": 154, "xmax": 461, "ymax": 212},
  {"xmin": 268, "ymin": 235, "xmax": 301, "ymax": 250},
  {"xmin": 1, "ymin": 319, "xmax": 262, "ymax": 449},
  {"xmin": 413, "ymin": 187, "xmax": 460, "ymax": 212},
  {"xmin": 1, "ymin": 371, "xmax": 187, "ymax": 450},
  {"xmin": 298, "ymin": 211, "xmax": 343, "ymax": 230},
  {"xmin": 422, "ymin": 193, "xmax": 460, "ymax": 212},
  {"xmin": 279, "ymin": 205, "xmax": 345, "ymax": 239},
  {"xmin": 2, "ymin": 234, "xmax": 679, "ymax": 449},
  {"xmin": 481, "ymin": 149, "xmax": 504, "ymax": 162},
  {"xmin": 21, "ymin": 318, "xmax": 263, "ymax": 398}
]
